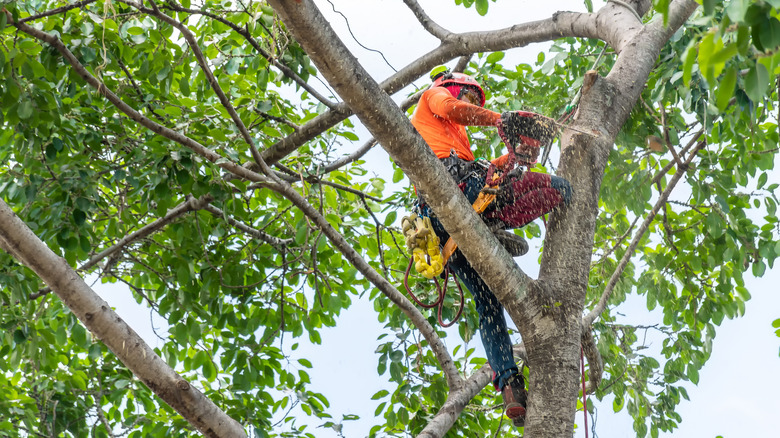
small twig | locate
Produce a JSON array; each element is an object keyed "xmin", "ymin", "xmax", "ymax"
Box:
[
  {"xmin": 20, "ymin": 0, "xmax": 98, "ymax": 22},
  {"xmin": 659, "ymin": 103, "xmax": 685, "ymax": 169}
]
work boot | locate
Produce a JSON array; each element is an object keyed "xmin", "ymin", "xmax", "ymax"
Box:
[
  {"xmin": 494, "ymin": 230, "xmax": 529, "ymax": 257},
  {"xmin": 501, "ymin": 374, "xmax": 527, "ymax": 427}
]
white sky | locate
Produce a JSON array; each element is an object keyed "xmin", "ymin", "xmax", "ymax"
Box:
[{"xmin": 98, "ymin": 1, "xmax": 780, "ymax": 437}]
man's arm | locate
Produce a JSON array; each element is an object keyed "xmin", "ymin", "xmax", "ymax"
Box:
[{"xmin": 425, "ymin": 87, "xmax": 500, "ymax": 126}]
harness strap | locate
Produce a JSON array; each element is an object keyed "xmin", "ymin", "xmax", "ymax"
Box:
[{"xmin": 440, "ymin": 172, "xmax": 501, "ymax": 264}]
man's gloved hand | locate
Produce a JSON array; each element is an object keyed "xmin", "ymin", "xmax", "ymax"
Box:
[
  {"xmin": 498, "ymin": 111, "xmax": 557, "ymax": 151},
  {"xmin": 514, "ymin": 142, "xmax": 540, "ymax": 164}
]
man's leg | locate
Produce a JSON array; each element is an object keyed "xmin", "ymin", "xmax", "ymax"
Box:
[
  {"xmin": 447, "ymin": 252, "xmax": 527, "ymax": 423},
  {"xmin": 483, "ymin": 172, "xmax": 572, "ymax": 229}
]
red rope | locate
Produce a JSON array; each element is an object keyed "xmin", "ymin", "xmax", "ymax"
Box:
[{"xmin": 580, "ymin": 346, "xmax": 589, "ymax": 438}]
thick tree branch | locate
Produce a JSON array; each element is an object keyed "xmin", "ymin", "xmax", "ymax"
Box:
[
  {"xmin": 531, "ymin": 2, "xmax": 697, "ymax": 435},
  {"xmin": 418, "ymin": 365, "xmax": 493, "ymax": 438},
  {"xmin": 601, "ymin": 0, "xmax": 700, "ymax": 138},
  {"xmin": 260, "ymin": 9, "xmax": 604, "ymax": 166},
  {"xmin": 419, "ymin": 342, "xmax": 528, "ymax": 438},
  {"xmin": 0, "ymin": 200, "xmax": 246, "ymax": 438}
]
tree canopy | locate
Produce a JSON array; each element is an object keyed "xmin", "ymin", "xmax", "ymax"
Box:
[{"xmin": 1, "ymin": 0, "xmax": 778, "ymax": 437}]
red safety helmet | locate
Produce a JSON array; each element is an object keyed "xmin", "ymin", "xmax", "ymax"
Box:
[{"xmin": 430, "ymin": 68, "xmax": 486, "ymax": 107}]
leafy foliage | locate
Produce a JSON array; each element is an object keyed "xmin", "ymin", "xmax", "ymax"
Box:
[{"xmin": 0, "ymin": 1, "xmax": 778, "ymax": 438}]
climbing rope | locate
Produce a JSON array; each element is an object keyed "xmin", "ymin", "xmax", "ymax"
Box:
[
  {"xmin": 402, "ymin": 214, "xmax": 443, "ymax": 279},
  {"xmin": 581, "ymin": 346, "xmax": 589, "ymax": 438}
]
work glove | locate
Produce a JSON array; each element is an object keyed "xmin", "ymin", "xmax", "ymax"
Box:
[{"xmin": 498, "ymin": 111, "xmax": 557, "ymax": 155}]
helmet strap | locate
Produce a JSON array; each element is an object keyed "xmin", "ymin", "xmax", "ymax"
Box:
[{"xmin": 444, "ymin": 85, "xmax": 462, "ymax": 99}]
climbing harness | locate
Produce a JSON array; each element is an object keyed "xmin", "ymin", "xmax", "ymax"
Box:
[{"xmin": 402, "ymin": 129, "xmax": 536, "ymax": 327}]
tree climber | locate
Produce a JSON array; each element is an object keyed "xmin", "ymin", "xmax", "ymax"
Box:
[{"xmin": 409, "ymin": 67, "xmax": 572, "ymax": 426}]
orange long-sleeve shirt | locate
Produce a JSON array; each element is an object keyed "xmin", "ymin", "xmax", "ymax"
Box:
[{"xmin": 411, "ymin": 87, "xmax": 501, "ymax": 162}]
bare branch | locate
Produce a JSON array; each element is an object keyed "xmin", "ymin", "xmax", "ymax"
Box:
[
  {"xmin": 581, "ymin": 327, "xmax": 602, "ymax": 394},
  {"xmin": 319, "ymin": 138, "xmax": 378, "ymax": 173},
  {"xmin": 402, "ymin": 0, "xmax": 452, "ymax": 40},
  {"xmin": 319, "ymin": 88, "xmax": 426, "ymax": 174},
  {"xmin": 202, "ymin": 203, "xmax": 293, "ymax": 247},
  {"xmin": 659, "ymin": 103, "xmax": 686, "ymax": 169},
  {"xmin": 19, "ymin": 0, "xmax": 98, "ymax": 23},
  {"xmin": 453, "ymin": 55, "xmax": 472, "ymax": 73}
]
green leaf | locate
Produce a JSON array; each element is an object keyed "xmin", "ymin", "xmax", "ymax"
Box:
[
  {"xmin": 726, "ymin": 0, "xmax": 750, "ymax": 22},
  {"xmin": 475, "ymin": 0, "xmax": 488, "ymax": 16},
  {"xmin": 703, "ymin": 0, "xmax": 716, "ymax": 16},
  {"xmin": 225, "ymin": 58, "xmax": 240, "ymax": 76},
  {"xmin": 682, "ymin": 41, "xmax": 697, "ymax": 85},
  {"xmin": 709, "ymin": 42, "xmax": 737, "ymax": 66},
  {"xmin": 486, "ymin": 51, "xmax": 505, "ymax": 64},
  {"xmin": 203, "ymin": 360, "xmax": 216, "ymax": 381},
  {"xmin": 744, "ymin": 63, "xmax": 769, "ymax": 102},
  {"xmin": 758, "ymin": 17, "xmax": 780, "ymax": 52},
  {"xmin": 706, "ymin": 212, "xmax": 724, "ymax": 238},
  {"xmin": 384, "ymin": 210, "xmax": 397, "ymax": 227},
  {"xmin": 73, "ymin": 209, "xmax": 87, "ymax": 226},
  {"xmin": 156, "ymin": 64, "xmax": 172, "ymax": 81},
  {"xmin": 716, "ymin": 67, "xmax": 737, "ymax": 111},
  {"xmin": 72, "ymin": 323, "xmax": 88, "ymax": 349},
  {"xmin": 688, "ymin": 365, "xmax": 700, "ymax": 384},
  {"xmin": 757, "ymin": 172, "xmax": 768, "ymax": 189},
  {"xmin": 12, "ymin": 329, "xmax": 26, "ymax": 344},
  {"xmin": 17, "ymin": 100, "xmax": 34, "ymax": 120},
  {"xmin": 371, "ymin": 389, "xmax": 389, "ymax": 400}
]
